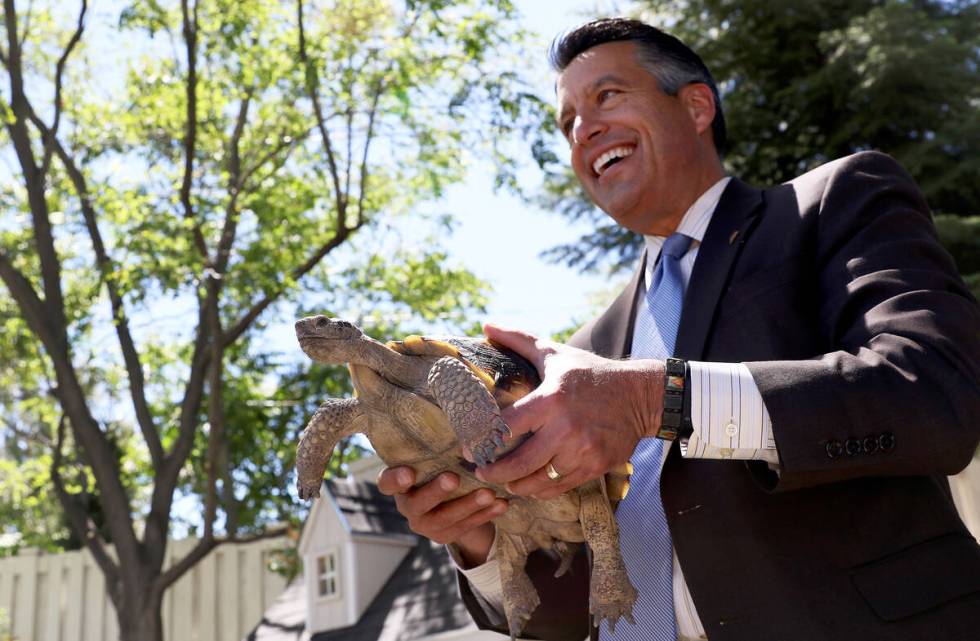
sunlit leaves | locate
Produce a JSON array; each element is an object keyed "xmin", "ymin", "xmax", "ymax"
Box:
[
  {"xmin": 1, "ymin": 0, "xmax": 539, "ymax": 553},
  {"xmin": 340, "ymin": 248, "xmax": 489, "ymax": 332}
]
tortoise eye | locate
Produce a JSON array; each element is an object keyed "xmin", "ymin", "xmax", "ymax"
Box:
[{"xmin": 315, "ymin": 317, "xmax": 329, "ymax": 328}]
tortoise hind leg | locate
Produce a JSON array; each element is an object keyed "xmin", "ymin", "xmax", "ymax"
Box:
[
  {"xmin": 427, "ymin": 356, "xmax": 509, "ymax": 466},
  {"xmin": 578, "ymin": 478, "xmax": 637, "ymax": 633},
  {"xmin": 496, "ymin": 532, "xmax": 540, "ymax": 641},
  {"xmin": 296, "ymin": 398, "xmax": 363, "ymax": 499}
]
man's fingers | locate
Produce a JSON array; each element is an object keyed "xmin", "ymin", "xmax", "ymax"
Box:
[
  {"xmin": 504, "ymin": 462, "xmax": 581, "ymax": 499},
  {"xmin": 484, "ymin": 323, "xmax": 547, "ymax": 371},
  {"xmin": 477, "ymin": 430, "xmax": 556, "ymax": 485},
  {"xmin": 498, "ymin": 391, "xmax": 545, "ymax": 440},
  {"xmin": 431, "ymin": 500, "xmax": 508, "ymax": 545},
  {"xmin": 395, "ymin": 472, "xmax": 459, "ymax": 517},
  {"xmin": 531, "ymin": 471, "xmax": 589, "ymax": 500},
  {"xmin": 406, "ymin": 487, "xmax": 503, "ymax": 541},
  {"xmin": 377, "ymin": 466, "xmax": 415, "ymax": 496}
]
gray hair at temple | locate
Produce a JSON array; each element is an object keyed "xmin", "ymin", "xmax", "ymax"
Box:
[{"xmin": 549, "ymin": 18, "xmax": 728, "ymax": 154}]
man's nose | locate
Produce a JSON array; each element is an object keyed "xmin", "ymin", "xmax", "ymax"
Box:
[{"xmin": 571, "ymin": 112, "xmax": 606, "ymax": 145}]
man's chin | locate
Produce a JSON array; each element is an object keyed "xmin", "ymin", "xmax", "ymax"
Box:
[{"xmin": 595, "ymin": 194, "xmax": 645, "ymax": 230}]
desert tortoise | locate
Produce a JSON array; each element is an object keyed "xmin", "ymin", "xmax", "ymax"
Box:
[{"xmin": 294, "ymin": 316, "xmax": 637, "ymax": 638}]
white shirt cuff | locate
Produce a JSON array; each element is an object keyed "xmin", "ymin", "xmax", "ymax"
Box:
[
  {"xmin": 681, "ymin": 361, "xmax": 780, "ymax": 464},
  {"xmin": 446, "ymin": 532, "xmax": 506, "ymax": 620}
]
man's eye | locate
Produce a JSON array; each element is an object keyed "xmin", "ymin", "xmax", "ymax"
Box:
[{"xmin": 598, "ymin": 89, "xmax": 619, "ymax": 103}]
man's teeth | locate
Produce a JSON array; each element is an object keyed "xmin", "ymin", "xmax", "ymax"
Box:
[{"xmin": 593, "ymin": 146, "xmax": 634, "ymax": 176}]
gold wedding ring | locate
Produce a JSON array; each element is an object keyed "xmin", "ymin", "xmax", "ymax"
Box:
[{"xmin": 545, "ymin": 462, "xmax": 562, "ymax": 481}]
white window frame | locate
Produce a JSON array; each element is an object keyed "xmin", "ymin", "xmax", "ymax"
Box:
[{"xmin": 316, "ymin": 549, "xmax": 340, "ymax": 601}]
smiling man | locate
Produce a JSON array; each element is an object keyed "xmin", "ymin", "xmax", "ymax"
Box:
[
  {"xmin": 377, "ymin": 18, "xmax": 980, "ymax": 641},
  {"xmin": 557, "ymin": 39, "xmax": 724, "ymax": 238}
]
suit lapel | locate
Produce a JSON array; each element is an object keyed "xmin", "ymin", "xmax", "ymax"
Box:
[
  {"xmin": 675, "ymin": 178, "xmax": 764, "ymax": 360},
  {"xmin": 589, "ymin": 252, "xmax": 646, "ymax": 359}
]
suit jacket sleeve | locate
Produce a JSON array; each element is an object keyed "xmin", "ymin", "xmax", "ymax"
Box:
[
  {"xmin": 744, "ymin": 151, "xmax": 980, "ymax": 491},
  {"xmin": 456, "ymin": 545, "xmax": 592, "ymax": 641}
]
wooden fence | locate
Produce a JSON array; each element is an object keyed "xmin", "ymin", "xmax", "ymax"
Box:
[{"xmin": 0, "ymin": 536, "xmax": 290, "ymax": 641}]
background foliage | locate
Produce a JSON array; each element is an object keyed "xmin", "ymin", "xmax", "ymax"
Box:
[{"xmin": 0, "ymin": 0, "xmax": 550, "ymax": 637}]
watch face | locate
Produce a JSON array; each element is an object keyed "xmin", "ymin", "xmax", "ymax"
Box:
[
  {"xmin": 667, "ymin": 374, "xmax": 685, "ymax": 391},
  {"xmin": 666, "ymin": 357, "xmax": 686, "ymax": 375}
]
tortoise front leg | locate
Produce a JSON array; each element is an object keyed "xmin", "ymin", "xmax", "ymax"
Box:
[
  {"xmin": 427, "ymin": 356, "xmax": 510, "ymax": 466},
  {"xmin": 296, "ymin": 398, "xmax": 362, "ymax": 500}
]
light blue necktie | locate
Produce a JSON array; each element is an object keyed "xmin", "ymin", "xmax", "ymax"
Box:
[{"xmin": 601, "ymin": 232, "xmax": 693, "ymax": 641}]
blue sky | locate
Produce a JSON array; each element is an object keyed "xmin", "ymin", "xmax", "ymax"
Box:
[{"xmin": 441, "ymin": 0, "xmax": 629, "ymax": 338}]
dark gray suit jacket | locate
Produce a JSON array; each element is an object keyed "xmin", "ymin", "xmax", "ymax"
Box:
[{"xmin": 461, "ymin": 152, "xmax": 980, "ymax": 640}]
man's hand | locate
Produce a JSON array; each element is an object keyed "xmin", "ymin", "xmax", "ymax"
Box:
[
  {"xmin": 377, "ymin": 466, "xmax": 506, "ymax": 567},
  {"xmin": 477, "ymin": 323, "xmax": 665, "ymax": 500}
]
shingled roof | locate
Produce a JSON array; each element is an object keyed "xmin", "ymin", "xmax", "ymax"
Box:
[
  {"xmin": 246, "ymin": 479, "xmax": 481, "ymax": 641},
  {"xmin": 311, "ymin": 537, "xmax": 476, "ymax": 641},
  {"xmin": 324, "ymin": 478, "xmax": 415, "ymax": 538}
]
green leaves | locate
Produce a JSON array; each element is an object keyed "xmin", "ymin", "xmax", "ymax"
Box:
[
  {"xmin": 339, "ymin": 248, "xmax": 489, "ymax": 332},
  {"xmin": 1, "ymin": 0, "xmax": 538, "ymax": 561}
]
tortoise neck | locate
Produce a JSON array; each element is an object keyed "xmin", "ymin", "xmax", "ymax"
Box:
[{"xmin": 353, "ymin": 336, "xmax": 424, "ymax": 388}]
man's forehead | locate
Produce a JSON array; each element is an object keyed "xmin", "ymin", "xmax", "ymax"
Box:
[
  {"xmin": 556, "ymin": 41, "xmax": 639, "ymax": 92},
  {"xmin": 555, "ymin": 41, "xmax": 641, "ymax": 113}
]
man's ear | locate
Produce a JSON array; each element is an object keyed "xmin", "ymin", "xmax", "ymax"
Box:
[{"xmin": 679, "ymin": 83, "xmax": 716, "ymax": 137}]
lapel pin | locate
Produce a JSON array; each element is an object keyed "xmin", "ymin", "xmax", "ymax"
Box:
[{"xmin": 729, "ymin": 230, "xmax": 739, "ymax": 245}]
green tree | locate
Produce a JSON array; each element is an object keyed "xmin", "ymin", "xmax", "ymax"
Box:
[
  {"xmin": 0, "ymin": 0, "xmax": 545, "ymax": 639},
  {"xmin": 539, "ymin": 0, "xmax": 980, "ymax": 296}
]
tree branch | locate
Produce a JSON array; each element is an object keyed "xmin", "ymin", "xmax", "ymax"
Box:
[
  {"xmin": 145, "ymin": 303, "xmax": 209, "ymax": 563},
  {"xmin": 179, "ymin": 0, "xmax": 207, "ymax": 258},
  {"xmin": 2, "ymin": 0, "xmax": 144, "ymax": 579},
  {"xmin": 214, "ymin": 87, "xmax": 253, "ymax": 274},
  {"xmin": 297, "ymin": 0, "xmax": 346, "ymax": 221},
  {"xmin": 159, "ymin": 535, "xmax": 217, "ymax": 594},
  {"xmin": 0, "ymin": 251, "xmax": 60, "ymax": 350},
  {"xmin": 145, "ymin": 0, "xmax": 211, "ymax": 558},
  {"xmin": 222, "ymin": 227, "xmax": 358, "ymax": 347},
  {"xmin": 355, "ymin": 77, "xmax": 383, "ymax": 228},
  {"xmin": 22, "ymin": 105, "xmax": 165, "ymax": 468},
  {"xmin": 2, "ymin": 419, "xmax": 53, "ymax": 448},
  {"xmin": 149, "ymin": 84, "xmax": 255, "ymax": 560},
  {"xmin": 3, "ymin": 0, "xmax": 66, "ymax": 333},
  {"xmin": 40, "ymin": 0, "xmax": 86, "ymax": 177},
  {"xmin": 203, "ymin": 278, "xmax": 225, "ymax": 541},
  {"xmin": 156, "ymin": 524, "xmax": 289, "ymax": 592},
  {"xmin": 239, "ymin": 125, "xmax": 311, "ymax": 189},
  {"xmin": 50, "ymin": 416, "xmax": 121, "ymax": 594},
  {"xmin": 342, "ymin": 46, "xmax": 353, "ymax": 206},
  {"xmin": 349, "ymin": 13, "xmax": 420, "ymax": 228}
]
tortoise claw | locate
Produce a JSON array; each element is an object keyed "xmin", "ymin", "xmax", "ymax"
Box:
[{"xmin": 474, "ymin": 447, "xmax": 490, "ymax": 467}]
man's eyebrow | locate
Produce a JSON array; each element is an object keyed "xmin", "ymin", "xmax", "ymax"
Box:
[{"xmin": 557, "ymin": 73, "xmax": 628, "ymax": 126}]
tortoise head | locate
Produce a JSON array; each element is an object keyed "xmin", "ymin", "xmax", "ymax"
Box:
[{"xmin": 295, "ymin": 316, "xmax": 366, "ymax": 364}]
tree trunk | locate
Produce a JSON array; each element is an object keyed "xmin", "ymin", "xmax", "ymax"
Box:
[{"xmin": 116, "ymin": 587, "xmax": 164, "ymax": 641}]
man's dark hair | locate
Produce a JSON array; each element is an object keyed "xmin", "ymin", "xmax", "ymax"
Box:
[{"xmin": 549, "ymin": 18, "xmax": 728, "ymax": 154}]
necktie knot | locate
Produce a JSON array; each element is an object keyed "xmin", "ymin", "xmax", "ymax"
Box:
[{"xmin": 662, "ymin": 232, "xmax": 693, "ymax": 260}]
